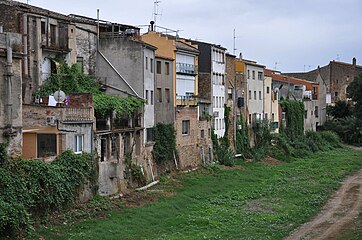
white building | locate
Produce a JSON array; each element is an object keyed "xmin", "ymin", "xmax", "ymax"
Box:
[
  {"xmin": 244, "ymin": 60, "xmax": 266, "ymax": 125},
  {"xmin": 211, "ymin": 46, "xmax": 226, "ymax": 138}
]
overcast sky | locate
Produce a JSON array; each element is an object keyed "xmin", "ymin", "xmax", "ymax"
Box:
[{"xmin": 20, "ymin": 0, "xmax": 362, "ymax": 72}]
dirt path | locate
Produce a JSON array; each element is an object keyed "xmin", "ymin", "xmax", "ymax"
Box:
[{"xmin": 285, "ymin": 147, "xmax": 362, "ymax": 240}]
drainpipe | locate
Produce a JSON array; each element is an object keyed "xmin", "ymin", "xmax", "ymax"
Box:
[
  {"xmin": 233, "ymin": 61, "xmax": 237, "ymax": 150},
  {"xmin": 23, "ymin": 14, "xmax": 28, "ymax": 77},
  {"xmin": 96, "ymin": 9, "xmax": 99, "ymax": 77},
  {"xmin": 5, "ymin": 33, "xmax": 13, "ymax": 128}
]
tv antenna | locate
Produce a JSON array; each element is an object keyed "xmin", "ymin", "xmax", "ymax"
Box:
[
  {"xmin": 274, "ymin": 62, "xmax": 281, "ymax": 70},
  {"xmin": 153, "ymin": 1, "xmax": 162, "ymax": 25},
  {"xmin": 303, "ymin": 64, "xmax": 312, "ymax": 72}
]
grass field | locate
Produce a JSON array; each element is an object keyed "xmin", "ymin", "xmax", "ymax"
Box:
[{"xmin": 34, "ymin": 148, "xmax": 362, "ymax": 240}]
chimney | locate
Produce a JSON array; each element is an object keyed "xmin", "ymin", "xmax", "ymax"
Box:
[
  {"xmin": 352, "ymin": 57, "xmax": 356, "ymax": 66},
  {"xmin": 150, "ymin": 21, "xmax": 155, "ymax": 32}
]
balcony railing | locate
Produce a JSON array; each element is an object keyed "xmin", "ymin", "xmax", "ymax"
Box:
[
  {"xmin": 64, "ymin": 107, "xmax": 93, "ymax": 122},
  {"xmin": 176, "ymin": 63, "xmax": 197, "ymax": 75}
]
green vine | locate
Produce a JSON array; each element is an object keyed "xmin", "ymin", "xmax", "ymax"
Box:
[
  {"xmin": 235, "ymin": 114, "xmax": 250, "ymax": 158},
  {"xmin": 35, "ymin": 62, "xmax": 144, "ymax": 119},
  {"xmin": 0, "ymin": 150, "xmax": 95, "ymax": 238},
  {"xmin": 153, "ymin": 123, "xmax": 177, "ymax": 164},
  {"xmin": 280, "ymin": 99, "xmax": 305, "ymax": 140}
]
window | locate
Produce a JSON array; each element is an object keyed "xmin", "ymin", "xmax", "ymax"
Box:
[
  {"xmin": 145, "ymin": 57, "xmax": 148, "ymax": 70},
  {"xmin": 265, "ymin": 113, "xmax": 268, "ymax": 120},
  {"xmin": 267, "ymin": 86, "xmax": 270, "ymax": 94},
  {"xmin": 334, "ymin": 92, "xmax": 338, "ymax": 97},
  {"xmin": 228, "ymin": 88, "xmax": 233, "ymax": 100},
  {"xmin": 252, "ymin": 70, "xmax": 255, "ymax": 80},
  {"xmin": 259, "ymin": 91, "xmax": 262, "ymax": 100},
  {"xmin": 249, "ymin": 114, "xmax": 252, "ymax": 124},
  {"xmin": 165, "ymin": 62, "xmax": 170, "ymax": 75},
  {"xmin": 75, "ymin": 135, "xmax": 84, "ymax": 153},
  {"xmin": 111, "ymin": 136, "xmax": 118, "ymax": 159},
  {"xmin": 145, "ymin": 90, "xmax": 149, "ymax": 104},
  {"xmin": 41, "ymin": 21, "xmax": 46, "ymax": 34},
  {"xmin": 254, "ymin": 91, "xmax": 257, "ymax": 100},
  {"xmin": 305, "ymin": 110, "xmax": 308, "ymax": 119},
  {"xmin": 37, "ymin": 134, "xmax": 56, "ymax": 158},
  {"xmin": 76, "ymin": 57, "xmax": 84, "ymax": 72},
  {"xmin": 157, "ymin": 88, "xmax": 162, "ymax": 102},
  {"xmin": 150, "ymin": 90, "xmax": 154, "ymax": 105},
  {"xmin": 247, "ymin": 70, "xmax": 250, "ymax": 79},
  {"xmin": 182, "ymin": 120, "xmax": 190, "ymax": 135},
  {"xmin": 146, "ymin": 128, "xmax": 154, "ymax": 142},
  {"xmin": 50, "ymin": 24, "xmax": 56, "ymax": 46},
  {"xmin": 150, "ymin": 58, "xmax": 154, "ymax": 73},
  {"xmin": 165, "ymin": 88, "xmax": 170, "ymax": 103},
  {"xmin": 272, "ymin": 113, "xmax": 275, "ymax": 122},
  {"xmin": 315, "ymin": 106, "xmax": 319, "ymax": 118},
  {"xmin": 156, "ymin": 60, "xmax": 161, "ymax": 74},
  {"xmin": 208, "ymin": 128, "xmax": 211, "ymax": 138},
  {"xmin": 201, "ymin": 129, "xmax": 205, "ymax": 138},
  {"xmin": 249, "ymin": 90, "xmax": 251, "ymax": 100},
  {"xmin": 258, "ymin": 71, "xmax": 263, "ymax": 80}
]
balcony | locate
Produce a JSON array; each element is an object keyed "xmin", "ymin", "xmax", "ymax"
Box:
[
  {"xmin": 64, "ymin": 107, "xmax": 94, "ymax": 123},
  {"xmin": 176, "ymin": 63, "xmax": 197, "ymax": 76}
]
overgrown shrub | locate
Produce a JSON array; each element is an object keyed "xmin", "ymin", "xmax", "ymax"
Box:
[
  {"xmin": 153, "ymin": 123, "xmax": 177, "ymax": 164},
  {"xmin": 321, "ymin": 117, "xmax": 362, "ymax": 146},
  {"xmin": 0, "ymin": 149, "xmax": 95, "ymax": 239}
]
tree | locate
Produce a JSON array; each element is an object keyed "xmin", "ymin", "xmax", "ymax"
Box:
[
  {"xmin": 347, "ymin": 73, "xmax": 362, "ymax": 119},
  {"xmin": 326, "ymin": 100, "xmax": 353, "ymax": 119}
]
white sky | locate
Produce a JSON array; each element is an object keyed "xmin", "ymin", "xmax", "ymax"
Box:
[{"xmin": 20, "ymin": 0, "xmax": 362, "ymax": 72}]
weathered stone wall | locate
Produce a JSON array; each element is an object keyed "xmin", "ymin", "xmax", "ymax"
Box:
[
  {"xmin": 175, "ymin": 106, "xmax": 201, "ymax": 169},
  {"xmin": 0, "ymin": 33, "xmax": 23, "ymax": 158},
  {"xmin": 75, "ymin": 23, "xmax": 97, "ymax": 75},
  {"xmin": 198, "ymin": 72, "xmax": 212, "ymax": 102},
  {"xmin": 330, "ymin": 61, "xmax": 362, "ymax": 102}
]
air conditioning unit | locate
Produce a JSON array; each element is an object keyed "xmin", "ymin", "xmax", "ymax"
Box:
[{"xmin": 46, "ymin": 116, "xmax": 57, "ymax": 126}]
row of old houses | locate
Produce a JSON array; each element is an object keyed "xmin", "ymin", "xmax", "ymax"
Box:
[{"xmin": 1, "ymin": 1, "xmax": 361, "ymax": 196}]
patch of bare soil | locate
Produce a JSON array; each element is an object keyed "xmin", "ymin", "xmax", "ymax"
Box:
[
  {"xmin": 223, "ymin": 165, "xmax": 249, "ymax": 171},
  {"xmin": 259, "ymin": 156, "xmax": 285, "ymax": 165},
  {"xmin": 284, "ymin": 169, "xmax": 362, "ymax": 240}
]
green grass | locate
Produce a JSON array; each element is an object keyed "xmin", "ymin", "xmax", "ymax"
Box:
[{"xmin": 34, "ymin": 148, "xmax": 362, "ymax": 240}]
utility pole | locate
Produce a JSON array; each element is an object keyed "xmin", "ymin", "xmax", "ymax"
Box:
[{"xmin": 233, "ymin": 29, "xmax": 237, "ymax": 55}]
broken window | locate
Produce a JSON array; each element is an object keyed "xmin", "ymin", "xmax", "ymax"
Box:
[
  {"xmin": 111, "ymin": 135, "xmax": 119, "ymax": 159},
  {"xmin": 41, "ymin": 21, "xmax": 46, "ymax": 34},
  {"xmin": 37, "ymin": 134, "xmax": 57, "ymax": 158},
  {"xmin": 50, "ymin": 24, "xmax": 57, "ymax": 46},
  {"xmin": 100, "ymin": 138, "xmax": 107, "ymax": 162}
]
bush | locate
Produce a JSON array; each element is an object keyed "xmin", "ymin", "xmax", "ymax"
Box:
[
  {"xmin": 0, "ymin": 150, "xmax": 95, "ymax": 238},
  {"xmin": 217, "ymin": 148, "xmax": 235, "ymax": 167}
]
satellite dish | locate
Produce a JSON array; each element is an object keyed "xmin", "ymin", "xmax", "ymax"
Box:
[
  {"xmin": 53, "ymin": 90, "xmax": 66, "ymax": 103},
  {"xmin": 274, "ymin": 88, "xmax": 279, "ymax": 93}
]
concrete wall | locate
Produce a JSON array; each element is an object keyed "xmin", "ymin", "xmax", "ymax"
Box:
[
  {"xmin": 303, "ymin": 100, "xmax": 320, "ymax": 131},
  {"xmin": 155, "ymin": 57, "xmax": 175, "ymax": 124},
  {"xmin": 98, "ymin": 37, "xmax": 144, "ymax": 97},
  {"xmin": 264, "ymin": 76, "xmax": 279, "ymax": 132},
  {"xmin": 143, "ymin": 47, "xmax": 155, "ymax": 142},
  {"xmin": 246, "ymin": 64, "xmax": 265, "ymax": 124}
]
